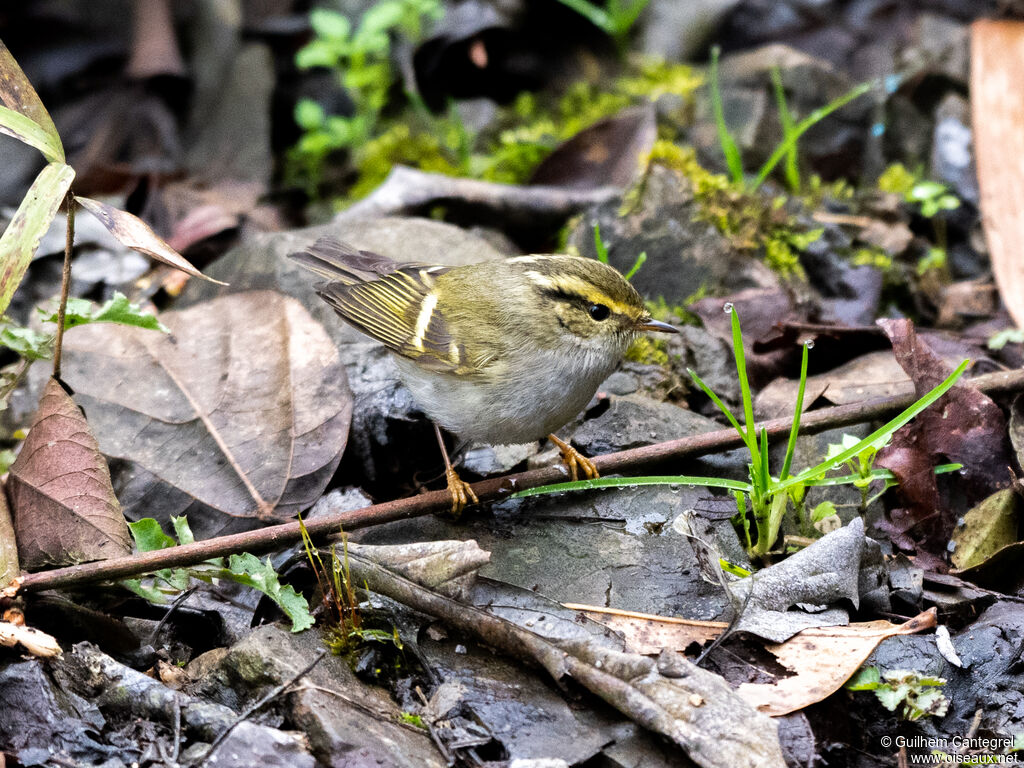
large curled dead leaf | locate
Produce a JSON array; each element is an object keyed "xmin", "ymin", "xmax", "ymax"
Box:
[
  {"xmin": 74, "ymin": 197, "xmax": 226, "ymax": 284},
  {"xmin": 0, "ymin": 487, "xmax": 19, "ymax": 586},
  {"xmin": 60, "ymin": 291, "xmax": 351, "ymax": 531},
  {"xmin": 736, "ymin": 609, "xmax": 937, "ymax": 716},
  {"xmin": 8, "ymin": 378, "xmax": 131, "ymax": 568}
]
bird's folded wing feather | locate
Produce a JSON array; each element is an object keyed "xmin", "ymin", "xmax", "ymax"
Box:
[{"xmin": 317, "ymin": 267, "xmax": 480, "ymax": 374}]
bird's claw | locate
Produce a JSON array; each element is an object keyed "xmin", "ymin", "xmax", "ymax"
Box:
[
  {"xmin": 445, "ymin": 467, "xmax": 479, "ymax": 517},
  {"xmin": 549, "ymin": 434, "xmax": 599, "ymax": 481}
]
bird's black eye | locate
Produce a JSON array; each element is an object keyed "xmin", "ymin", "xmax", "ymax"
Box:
[{"xmin": 588, "ymin": 303, "xmax": 610, "ymax": 321}]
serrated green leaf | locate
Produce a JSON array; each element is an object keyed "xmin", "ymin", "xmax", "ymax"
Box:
[
  {"xmin": 0, "ymin": 321, "xmax": 53, "ymax": 360},
  {"xmin": 226, "ymin": 553, "xmax": 315, "ymax": 632},
  {"xmin": 171, "ymin": 515, "xmax": 194, "ymax": 546},
  {"xmin": 39, "ymin": 292, "xmax": 168, "ymax": 333},
  {"xmin": 845, "ymin": 665, "xmax": 880, "ymax": 690},
  {"xmin": 875, "ymin": 685, "xmax": 906, "ymax": 711},
  {"xmin": 128, "ymin": 518, "xmax": 178, "ymax": 552}
]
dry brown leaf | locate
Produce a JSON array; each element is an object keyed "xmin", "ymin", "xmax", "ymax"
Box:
[
  {"xmin": 736, "ymin": 609, "xmax": 937, "ymax": 717},
  {"xmin": 0, "ymin": 486, "xmax": 18, "ymax": 587},
  {"xmin": 565, "ymin": 603, "xmax": 727, "ymax": 653},
  {"xmin": 60, "ymin": 291, "xmax": 352, "ymax": 528},
  {"xmin": 74, "ymin": 197, "xmax": 226, "ymax": 284},
  {"xmin": 529, "ymin": 104, "xmax": 657, "ymax": 190},
  {"xmin": 972, "ymin": 20, "xmax": 1024, "ymax": 328},
  {"xmin": 8, "ymin": 378, "xmax": 131, "ymax": 569}
]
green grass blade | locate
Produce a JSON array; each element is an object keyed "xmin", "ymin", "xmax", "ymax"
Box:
[
  {"xmin": 770, "ymin": 67, "xmax": 800, "ymax": 192},
  {"xmin": 514, "ymin": 474, "xmax": 753, "ymax": 498},
  {"xmin": 593, "ymin": 222, "xmax": 609, "ymax": 263},
  {"xmin": 730, "ymin": 308, "xmax": 759, "ymax": 466},
  {"xmin": 779, "ymin": 341, "xmax": 809, "ymax": 482},
  {"xmin": 552, "ymin": 0, "xmax": 613, "ymax": 32},
  {"xmin": 776, "ymin": 360, "xmax": 969, "ymax": 493},
  {"xmin": 614, "ymin": 0, "xmax": 653, "ymax": 31},
  {"xmin": 752, "ymin": 79, "xmax": 872, "ymax": 191},
  {"xmin": 710, "ymin": 46, "xmax": 744, "ymax": 185},
  {"xmin": 758, "ymin": 426, "xmax": 770, "ymax": 490},
  {"xmin": 804, "ymin": 463, "xmax": 961, "ymax": 488},
  {"xmin": 624, "ymin": 251, "xmax": 647, "ymax": 280},
  {"xmin": 688, "ymin": 367, "xmax": 748, "ymax": 446}
]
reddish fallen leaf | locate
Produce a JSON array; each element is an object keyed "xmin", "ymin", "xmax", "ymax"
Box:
[
  {"xmin": 875, "ymin": 319, "xmax": 1013, "ymax": 566},
  {"xmin": 8, "ymin": 378, "xmax": 131, "ymax": 569},
  {"xmin": 529, "ymin": 104, "xmax": 657, "ymax": 190},
  {"xmin": 736, "ymin": 609, "xmax": 937, "ymax": 717},
  {"xmin": 74, "ymin": 197, "xmax": 226, "ymax": 284}
]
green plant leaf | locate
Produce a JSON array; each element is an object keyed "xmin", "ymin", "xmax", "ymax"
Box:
[
  {"xmin": 0, "ymin": 105, "xmax": 65, "ymax": 163},
  {"xmin": 0, "ymin": 161, "xmax": 75, "ymax": 318},
  {"xmin": 39, "ymin": 292, "xmax": 169, "ymax": 333},
  {"xmin": 226, "ymin": 553, "xmax": 316, "ymax": 632},
  {"xmin": 0, "ymin": 321, "xmax": 52, "ymax": 360},
  {"xmin": 752, "ymin": 80, "xmax": 872, "ymax": 190},
  {"xmin": 127, "ymin": 518, "xmax": 178, "ymax": 552},
  {"xmin": 0, "ymin": 41, "xmax": 63, "ymax": 160},
  {"xmin": 710, "ymin": 46, "xmax": 744, "ymax": 185},
  {"xmin": 775, "ymin": 360, "xmax": 970, "ymax": 493},
  {"xmin": 309, "ymin": 8, "xmax": 351, "ymax": 40},
  {"xmin": 514, "ymin": 474, "xmax": 752, "ymax": 498},
  {"xmin": 845, "ymin": 666, "xmax": 880, "ymax": 690}
]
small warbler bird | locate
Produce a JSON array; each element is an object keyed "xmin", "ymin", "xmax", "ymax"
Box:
[{"xmin": 290, "ymin": 237, "xmax": 677, "ymax": 513}]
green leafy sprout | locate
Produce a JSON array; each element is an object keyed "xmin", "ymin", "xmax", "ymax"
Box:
[
  {"xmin": 517, "ymin": 306, "xmax": 966, "ymax": 559},
  {"xmin": 553, "ymin": 0, "xmax": 652, "ymax": 48},
  {"xmin": 846, "ymin": 666, "xmax": 949, "ymax": 721},
  {"xmin": 709, "ymin": 46, "xmax": 874, "ymax": 193},
  {"xmin": 123, "ymin": 516, "xmax": 314, "ymax": 633},
  {"xmin": 592, "ymin": 222, "xmax": 646, "ymax": 280}
]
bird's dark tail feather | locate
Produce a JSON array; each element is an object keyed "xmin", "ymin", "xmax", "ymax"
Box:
[{"xmin": 288, "ymin": 237, "xmax": 399, "ymax": 284}]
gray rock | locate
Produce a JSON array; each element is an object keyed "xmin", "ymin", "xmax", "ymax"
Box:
[
  {"xmin": 567, "ymin": 165, "xmax": 777, "ymax": 303},
  {"xmin": 639, "ymin": 0, "xmax": 742, "ymax": 61},
  {"xmin": 900, "ymin": 13, "xmax": 970, "ymax": 87},
  {"xmin": 572, "ymin": 394, "xmax": 720, "ymax": 456},
  {"xmin": 356, "ymin": 484, "xmax": 737, "ymax": 621},
  {"xmin": 931, "ymin": 93, "xmax": 978, "ymax": 206},
  {"xmin": 187, "ymin": 625, "xmax": 446, "ymax": 767}
]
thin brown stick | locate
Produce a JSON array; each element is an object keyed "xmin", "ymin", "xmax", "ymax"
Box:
[
  {"xmin": 52, "ymin": 194, "xmax": 75, "ymax": 380},
  {"xmin": 16, "ymin": 367, "xmax": 1024, "ymax": 594}
]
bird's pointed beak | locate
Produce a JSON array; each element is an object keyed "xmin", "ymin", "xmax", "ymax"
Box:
[{"xmin": 637, "ymin": 318, "xmax": 678, "ymax": 334}]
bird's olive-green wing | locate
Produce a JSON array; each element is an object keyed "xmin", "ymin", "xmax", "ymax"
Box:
[{"xmin": 317, "ymin": 267, "xmax": 478, "ymax": 373}]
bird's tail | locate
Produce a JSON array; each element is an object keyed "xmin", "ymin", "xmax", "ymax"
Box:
[{"xmin": 288, "ymin": 237, "xmax": 399, "ymax": 284}]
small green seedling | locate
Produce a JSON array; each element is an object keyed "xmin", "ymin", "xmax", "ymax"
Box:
[
  {"xmin": 846, "ymin": 666, "xmax": 949, "ymax": 721},
  {"xmin": 123, "ymin": 517, "xmax": 314, "ymax": 632},
  {"xmin": 518, "ymin": 306, "xmax": 966, "ymax": 559},
  {"xmin": 709, "ymin": 46, "xmax": 874, "ymax": 192},
  {"xmin": 553, "ymin": 0, "xmax": 652, "ymax": 48},
  {"xmin": 592, "ymin": 223, "xmax": 646, "ymax": 280}
]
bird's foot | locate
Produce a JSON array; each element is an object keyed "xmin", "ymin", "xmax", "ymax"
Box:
[
  {"xmin": 548, "ymin": 434, "xmax": 599, "ymax": 481},
  {"xmin": 445, "ymin": 466, "xmax": 479, "ymax": 517}
]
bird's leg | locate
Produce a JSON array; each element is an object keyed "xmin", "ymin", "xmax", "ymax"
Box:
[
  {"xmin": 547, "ymin": 433, "xmax": 599, "ymax": 481},
  {"xmin": 435, "ymin": 423, "xmax": 478, "ymax": 516}
]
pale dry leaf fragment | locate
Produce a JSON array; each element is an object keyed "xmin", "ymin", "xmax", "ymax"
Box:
[
  {"xmin": 736, "ymin": 608, "xmax": 937, "ymax": 716},
  {"xmin": 8, "ymin": 378, "xmax": 131, "ymax": 568},
  {"xmin": 74, "ymin": 196, "xmax": 226, "ymax": 284},
  {"xmin": 971, "ymin": 20, "xmax": 1024, "ymax": 328},
  {"xmin": 347, "ymin": 540, "xmax": 490, "ymax": 601},
  {"xmin": 60, "ymin": 291, "xmax": 352, "ymax": 526},
  {"xmin": 0, "ymin": 620, "xmax": 62, "ymax": 657},
  {"xmin": 563, "ymin": 603, "xmax": 727, "ymax": 653}
]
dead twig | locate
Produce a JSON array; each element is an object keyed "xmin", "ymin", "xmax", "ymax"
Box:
[{"xmin": 15, "ymin": 367, "xmax": 1024, "ymax": 594}]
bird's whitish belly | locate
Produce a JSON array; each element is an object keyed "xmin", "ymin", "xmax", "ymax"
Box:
[{"xmin": 392, "ymin": 349, "xmax": 618, "ymax": 445}]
